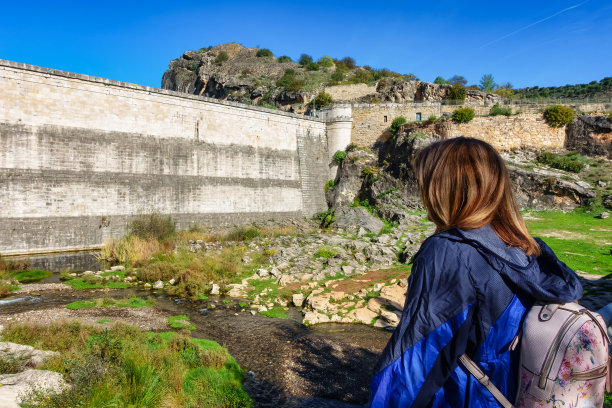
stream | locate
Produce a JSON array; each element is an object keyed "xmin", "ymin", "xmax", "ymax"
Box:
[{"xmin": 0, "ymin": 253, "xmax": 392, "ymax": 408}]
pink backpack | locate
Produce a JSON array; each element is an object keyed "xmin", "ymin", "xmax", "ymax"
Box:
[{"xmin": 460, "ymin": 302, "xmax": 610, "ymax": 408}]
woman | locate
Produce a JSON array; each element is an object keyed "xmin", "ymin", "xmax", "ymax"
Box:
[{"xmin": 369, "ymin": 137, "xmax": 583, "ymax": 407}]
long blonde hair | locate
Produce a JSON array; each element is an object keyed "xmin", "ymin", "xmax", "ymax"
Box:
[{"xmin": 414, "ymin": 137, "xmax": 540, "ymax": 256}]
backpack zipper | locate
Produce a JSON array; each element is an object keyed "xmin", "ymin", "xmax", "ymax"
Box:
[
  {"xmin": 538, "ymin": 312, "xmax": 582, "ymax": 389},
  {"xmin": 571, "ymin": 365, "xmax": 608, "ymax": 380}
]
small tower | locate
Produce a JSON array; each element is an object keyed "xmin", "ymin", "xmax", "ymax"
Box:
[{"xmin": 319, "ymin": 104, "xmax": 352, "ymax": 177}]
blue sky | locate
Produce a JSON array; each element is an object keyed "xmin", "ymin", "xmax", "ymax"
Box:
[{"xmin": 1, "ymin": 1, "xmax": 610, "ymax": 89}]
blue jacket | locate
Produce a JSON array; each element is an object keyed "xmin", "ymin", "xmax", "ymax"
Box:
[{"xmin": 369, "ymin": 227, "xmax": 583, "ymax": 408}]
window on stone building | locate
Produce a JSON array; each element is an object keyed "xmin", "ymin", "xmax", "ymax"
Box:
[
  {"xmin": 416, "ymin": 112, "xmax": 422, "ymax": 121},
  {"xmin": 383, "ymin": 116, "xmax": 387, "ymax": 123}
]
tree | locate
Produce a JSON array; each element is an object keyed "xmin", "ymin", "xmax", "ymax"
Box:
[
  {"xmin": 479, "ymin": 74, "xmax": 497, "ymax": 92},
  {"xmin": 449, "ymin": 75, "xmax": 467, "ymax": 86},
  {"xmin": 314, "ymin": 91, "xmax": 333, "ymax": 108},
  {"xmin": 342, "ymin": 57, "xmax": 356, "ymax": 69},
  {"xmin": 299, "ymin": 54, "xmax": 313, "ymax": 66},
  {"xmin": 434, "ymin": 76, "xmax": 449, "ymax": 84}
]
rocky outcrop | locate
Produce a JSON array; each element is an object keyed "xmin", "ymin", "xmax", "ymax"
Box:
[
  {"xmin": 162, "ymin": 43, "xmax": 501, "ymax": 112},
  {"xmin": 566, "ymin": 115, "xmax": 612, "ymax": 158},
  {"xmin": 508, "ymin": 166, "xmax": 596, "ymax": 210}
]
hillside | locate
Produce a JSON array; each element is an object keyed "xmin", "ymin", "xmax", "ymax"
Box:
[
  {"xmin": 515, "ymin": 77, "xmax": 612, "ymax": 101},
  {"xmin": 161, "ymin": 43, "xmax": 500, "ymax": 114}
]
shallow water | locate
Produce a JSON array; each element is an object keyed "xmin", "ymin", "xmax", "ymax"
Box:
[{"xmin": 1, "ymin": 268, "xmax": 391, "ymax": 407}]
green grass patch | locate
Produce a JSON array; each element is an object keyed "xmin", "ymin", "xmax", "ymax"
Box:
[
  {"xmin": 97, "ymin": 318, "xmax": 112, "ymax": 324},
  {"xmin": 64, "ymin": 277, "xmax": 130, "ymax": 290},
  {"xmin": 100, "ymin": 270, "xmax": 126, "ymax": 278},
  {"xmin": 259, "ymin": 306, "xmax": 288, "ymax": 319},
  {"xmin": 168, "ymin": 315, "xmax": 196, "ymax": 330},
  {"xmin": 0, "ymin": 321, "xmax": 250, "ymax": 407},
  {"xmin": 314, "ymin": 247, "xmax": 338, "ymax": 259},
  {"xmin": 247, "ymin": 278, "xmax": 279, "ymax": 299},
  {"xmin": 13, "ymin": 269, "xmax": 52, "ymax": 283},
  {"xmin": 525, "ymin": 209, "xmax": 611, "ymax": 275},
  {"xmin": 66, "ymin": 297, "xmax": 155, "ymax": 310}
]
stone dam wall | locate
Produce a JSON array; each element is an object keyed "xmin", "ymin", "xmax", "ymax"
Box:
[{"xmin": 0, "ymin": 60, "xmax": 330, "ymax": 255}]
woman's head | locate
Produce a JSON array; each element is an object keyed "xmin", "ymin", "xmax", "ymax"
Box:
[{"xmin": 414, "ymin": 137, "xmax": 540, "ymax": 255}]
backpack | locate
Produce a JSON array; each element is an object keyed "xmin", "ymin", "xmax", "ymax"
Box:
[{"xmin": 460, "ymin": 302, "xmax": 610, "ymax": 408}]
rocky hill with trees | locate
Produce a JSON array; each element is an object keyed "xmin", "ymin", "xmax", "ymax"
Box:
[{"xmin": 161, "ymin": 43, "xmax": 500, "ymax": 114}]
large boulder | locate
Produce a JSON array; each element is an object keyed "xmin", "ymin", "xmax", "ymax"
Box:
[
  {"xmin": 0, "ymin": 369, "xmax": 66, "ymax": 408},
  {"xmin": 333, "ymin": 207, "xmax": 384, "ymax": 234},
  {"xmin": 566, "ymin": 115, "xmax": 612, "ymax": 159}
]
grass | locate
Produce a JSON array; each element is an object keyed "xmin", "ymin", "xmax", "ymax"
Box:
[
  {"xmin": 314, "ymin": 247, "xmax": 338, "ymax": 259},
  {"xmin": 1, "ymin": 321, "xmax": 250, "ymax": 407},
  {"xmin": 97, "ymin": 318, "xmax": 112, "ymax": 324},
  {"xmin": 63, "ymin": 277, "xmax": 130, "ymax": 290},
  {"xmin": 13, "ymin": 269, "xmax": 52, "ymax": 283},
  {"xmin": 66, "ymin": 297, "xmax": 155, "ymax": 310},
  {"xmin": 524, "ymin": 208, "xmax": 612, "ymax": 275},
  {"xmin": 168, "ymin": 315, "xmax": 196, "ymax": 330},
  {"xmin": 259, "ymin": 306, "xmax": 288, "ymax": 319}
]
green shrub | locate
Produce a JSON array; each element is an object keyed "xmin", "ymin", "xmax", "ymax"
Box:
[
  {"xmin": 128, "ymin": 213, "xmax": 175, "ymax": 242},
  {"xmin": 332, "ymin": 150, "xmax": 347, "ymax": 165},
  {"xmin": 314, "ymin": 91, "xmax": 333, "ymax": 108},
  {"xmin": 315, "ymin": 209, "xmax": 335, "ymax": 228},
  {"xmin": 543, "ymin": 105, "xmax": 575, "ymax": 127},
  {"xmin": 489, "ymin": 103, "xmax": 512, "ymax": 116},
  {"xmin": 225, "ymin": 227, "xmax": 261, "ymax": 241},
  {"xmin": 452, "ymin": 107, "xmax": 475, "ymax": 123},
  {"xmin": 277, "ymin": 55, "xmax": 292, "ymax": 63},
  {"xmin": 298, "ymin": 54, "xmax": 313, "ymax": 66},
  {"xmin": 324, "ymin": 179, "xmax": 335, "ymax": 192},
  {"xmin": 608, "ymin": 112, "xmax": 612, "ymax": 121},
  {"xmin": 342, "ymin": 57, "xmax": 356, "ymax": 69},
  {"xmin": 446, "ymin": 83, "xmax": 467, "ymax": 103},
  {"xmin": 314, "ymin": 247, "xmax": 338, "ymax": 259},
  {"xmin": 318, "ymin": 56, "xmax": 334, "ymax": 67},
  {"xmin": 256, "ymin": 48, "xmax": 273, "ymax": 57},
  {"xmin": 426, "ymin": 115, "xmax": 438, "ymax": 122},
  {"xmin": 362, "ymin": 166, "xmax": 378, "ymax": 178},
  {"xmin": 214, "ymin": 51, "xmax": 229, "ymax": 65},
  {"xmin": 537, "ymin": 151, "xmax": 585, "ymax": 173},
  {"xmin": 389, "ymin": 116, "xmax": 407, "ymax": 134},
  {"xmin": 306, "ymin": 62, "xmax": 320, "ymax": 71}
]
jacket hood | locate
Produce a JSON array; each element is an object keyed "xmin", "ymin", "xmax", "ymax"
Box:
[{"xmin": 437, "ymin": 228, "xmax": 583, "ymax": 304}]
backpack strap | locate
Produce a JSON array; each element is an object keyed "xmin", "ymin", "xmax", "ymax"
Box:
[{"xmin": 459, "ymin": 354, "xmax": 515, "ymax": 408}]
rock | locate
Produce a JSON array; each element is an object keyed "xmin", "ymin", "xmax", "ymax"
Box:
[
  {"xmin": 277, "ymin": 275, "xmax": 294, "ymax": 286},
  {"xmin": 210, "ymin": 284, "xmax": 220, "ymax": 295},
  {"xmin": 302, "ymin": 311, "xmax": 331, "ymax": 325},
  {"xmin": 379, "ymin": 284, "xmax": 407, "ymax": 310},
  {"xmin": 341, "ymin": 265, "xmax": 354, "ymax": 275},
  {"xmin": 599, "ymin": 212, "xmax": 610, "ymax": 219},
  {"xmin": 375, "ymin": 235, "xmax": 391, "ymax": 245},
  {"xmin": 269, "ymin": 268, "xmax": 281, "ymax": 278},
  {"xmin": 110, "ymin": 265, "xmax": 125, "ymax": 271},
  {"xmin": 256, "ymin": 268, "xmax": 269, "ymax": 278},
  {"xmin": 226, "ymin": 286, "xmax": 245, "ymax": 297},
  {"xmin": 168, "ymin": 278, "xmax": 176, "ymax": 285},
  {"xmin": 348, "ymin": 307, "xmax": 378, "ymax": 325},
  {"xmin": 334, "ymin": 206, "xmax": 384, "ymax": 234},
  {"xmin": 576, "ymin": 181, "xmax": 591, "ymax": 189},
  {"xmin": 598, "ymin": 180, "xmax": 608, "ymax": 188},
  {"xmin": 373, "ymin": 318, "xmax": 391, "ymax": 329},
  {"xmin": 372, "ymin": 283, "xmax": 384, "ymax": 292},
  {"xmin": 0, "ymin": 369, "xmax": 66, "ymax": 407},
  {"xmin": 144, "ymin": 283, "xmax": 151, "ymax": 288},
  {"xmin": 0, "ymin": 343, "xmax": 60, "ymax": 368},
  {"xmin": 292, "ymin": 293, "xmax": 304, "ymax": 307},
  {"xmin": 380, "ymin": 309, "xmax": 401, "ymax": 326},
  {"xmin": 153, "ymin": 280, "xmax": 164, "ymax": 289}
]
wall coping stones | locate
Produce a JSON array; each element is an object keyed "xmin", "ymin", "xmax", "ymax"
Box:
[{"xmin": 0, "ymin": 59, "xmax": 326, "ymax": 123}]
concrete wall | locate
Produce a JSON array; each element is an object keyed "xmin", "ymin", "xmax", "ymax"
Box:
[{"xmin": 0, "ymin": 60, "xmax": 329, "ymax": 255}]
